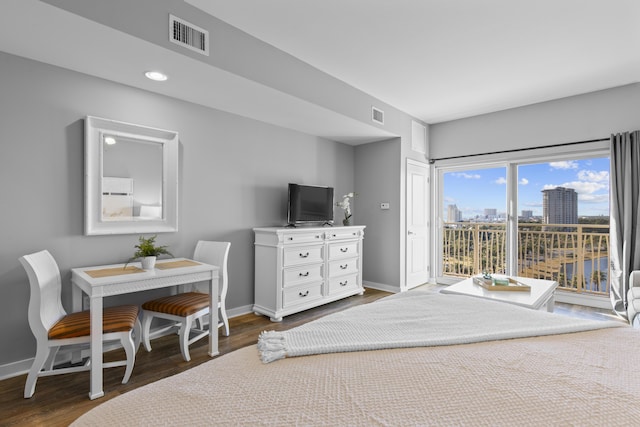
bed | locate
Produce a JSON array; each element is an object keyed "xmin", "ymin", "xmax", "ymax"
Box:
[{"xmin": 72, "ymin": 292, "xmax": 640, "ymax": 426}]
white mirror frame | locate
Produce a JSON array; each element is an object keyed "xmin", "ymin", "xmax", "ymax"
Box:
[{"xmin": 84, "ymin": 116, "xmax": 179, "ymax": 235}]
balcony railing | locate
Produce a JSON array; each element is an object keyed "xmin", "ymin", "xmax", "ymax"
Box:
[{"xmin": 442, "ymin": 222, "xmax": 609, "ymax": 296}]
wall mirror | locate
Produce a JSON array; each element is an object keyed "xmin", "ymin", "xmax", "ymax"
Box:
[{"xmin": 85, "ymin": 116, "xmax": 179, "ymax": 235}]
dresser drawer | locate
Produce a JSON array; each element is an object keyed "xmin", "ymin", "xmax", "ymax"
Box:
[
  {"xmin": 326, "ymin": 229, "xmax": 361, "ymax": 241},
  {"xmin": 283, "ymin": 264, "xmax": 323, "ymax": 287},
  {"xmin": 283, "ymin": 245, "xmax": 323, "ymax": 267},
  {"xmin": 328, "ymin": 274, "xmax": 359, "ymax": 295},
  {"xmin": 328, "ymin": 259, "xmax": 358, "ymax": 277},
  {"xmin": 282, "ymin": 232, "xmax": 324, "ymax": 245},
  {"xmin": 328, "ymin": 242, "xmax": 358, "ymax": 260},
  {"xmin": 283, "ymin": 283, "xmax": 323, "ymax": 308}
]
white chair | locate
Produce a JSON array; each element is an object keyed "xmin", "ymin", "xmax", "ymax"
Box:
[
  {"xmin": 627, "ymin": 271, "xmax": 640, "ymax": 327},
  {"xmin": 19, "ymin": 250, "xmax": 141, "ymax": 398},
  {"xmin": 141, "ymin": 241, "xmax": 230, "ymax": 362}
]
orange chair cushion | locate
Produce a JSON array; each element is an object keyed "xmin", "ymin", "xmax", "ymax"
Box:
[
  {"xmin": 142, "ymin": 292, "xmax": 210, "ymax": 317},
  {"xmin": 48, "ymin": 305, "xmax": 139, "ymax": 339}
]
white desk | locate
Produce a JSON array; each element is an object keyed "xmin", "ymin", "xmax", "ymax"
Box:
[
  {"xmin": 441, "ymin": 275, "xmax": 558, "ymax": 312},
  {"xmin": 71, "ymin": 258, "xmax": 219, "ymax": 400}
]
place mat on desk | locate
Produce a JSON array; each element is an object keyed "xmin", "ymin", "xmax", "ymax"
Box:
[
  {"xmin": 156, "ymin": 260, "xmax": 201, "ymax": 270},
  {"xmin": 85, "ymin": 266, "xmax": 145, "ymax": 278}
]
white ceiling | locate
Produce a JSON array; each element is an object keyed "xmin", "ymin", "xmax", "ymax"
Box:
[
  {"xmin": 187, "ymin": 0, "xmax": 640, "ymax": 123},
  {"xmin": 0, "ymin": 0, "xmax": 397, "ymax": 144},
  {"xmin": 1, "ymin": 0, "xmax": 639, "ymax": 144}
]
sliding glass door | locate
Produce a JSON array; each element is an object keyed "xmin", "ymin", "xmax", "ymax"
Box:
[
  {"xmin": 516, "ymin": 158, "xmax": 610, "ymax": 295},
  {"xmin": 441, "ymin": 166, "xmax": 507, "ymax": 277},
  {"xmin": 436, "ymin": 152, "xmax": 610, "ymax": 297}
]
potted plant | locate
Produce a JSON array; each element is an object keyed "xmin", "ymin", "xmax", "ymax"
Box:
[
  {"xmin": 336, "ymin": 192, "xmax": 357, "ymax": 226},
  {"xmin": 126, "ymin": 235, "xmax": 174, "ymax": 270}
]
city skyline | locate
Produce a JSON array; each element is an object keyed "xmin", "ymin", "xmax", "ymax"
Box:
[{"xmin": 443, "ymin": 157, "xmax": 610, "ymax": 220}]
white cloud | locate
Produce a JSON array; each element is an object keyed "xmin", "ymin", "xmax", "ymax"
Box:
[
  {"xmin": 519, "ymin": 178, "xmax": 529, "ymax": 185},
  {"xmin": 579, "ymin": 193, "xmax": 609, "ymax": 204},
  {"xmin": 549, "ymin": 161, "xmax": 578, "ymax": 170},
  {"xmin": 577, "ymin": 170, "xmax": 609, "ymax": 183},
  {"xmin": 495, "ymin": 177, "xmax": 506, "ymax": 184},
  {"xmin": 543, "ymin": 181, "xmax": 607, "ymax": 195},
  {"xmin": 452, "ymin": 172, "xmax": 481, "ymax": 179}
]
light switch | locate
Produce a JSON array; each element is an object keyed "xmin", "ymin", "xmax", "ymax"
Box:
[{"xmin": 380, "ymin": 202, "xmax": 390, "ymax": 210}]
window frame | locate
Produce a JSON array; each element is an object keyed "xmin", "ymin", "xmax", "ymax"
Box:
[{"xmin": 432, "ymin": 141, "xmax": 610, "ymax": 286}]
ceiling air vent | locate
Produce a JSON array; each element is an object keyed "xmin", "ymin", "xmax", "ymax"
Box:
[
  {"xmin": 372, "ymin": 106, "xmax": 384, "ymax": 125},
  {"xmin": 169, "ymin": 14, "xmax": 209, "ymax": 56}
]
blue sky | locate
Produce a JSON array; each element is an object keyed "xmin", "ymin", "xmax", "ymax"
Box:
[{"xmin": 443, "ymin": 157, "xmax": 610, "ymax": 219}]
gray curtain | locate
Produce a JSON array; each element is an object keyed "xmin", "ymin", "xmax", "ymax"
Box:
[{"xmin": 610, "ymin": 131, "xmax": 640, "ymax": 319}]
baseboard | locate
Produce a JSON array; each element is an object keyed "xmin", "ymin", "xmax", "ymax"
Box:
[
  {"xmin": 363, "ymin": 281, "xmax": 400, "ymax": 293},
  {"xmin": 226, "ymin": 304, "xmax": 254, "ymax": 318},
  {"xmin": 0, "ymin": 358, "xmax": 32, "ymax": 382},
  {"xmin": 555, "ymin": 290, "xmax": 611, "ymax": 310}
]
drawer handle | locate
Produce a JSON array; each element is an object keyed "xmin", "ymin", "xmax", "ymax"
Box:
[
  {"xmin": 299, "ymin": 290, "xmax": 310, "ymax": 297},
  {"xmin": 340, "ymin": 247, "xmax": 349, "ymax": 253},
  {"xmin": 288, "ymin": 237, "xmax": 294, "ymax": 241},
  {"xmin": 340, "ymin": 264, "xmax": 348, "ymax": 270},
  {"xmin": 299, "ymin": 252, "xmax": 310, "ymax": 258},
  {"xmin": 299, "ymin": 272, "xmax": 310, "ymax": 277},
  {"xmin": 340, "ymin": 280, "xmax": 348, "ymax": 286}
]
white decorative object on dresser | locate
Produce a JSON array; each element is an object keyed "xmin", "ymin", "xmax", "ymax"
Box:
[{"xmin": 253, "ymin": 226, "xmax": 366, "ymax": 322}]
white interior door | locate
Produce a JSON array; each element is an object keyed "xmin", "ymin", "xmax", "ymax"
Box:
[{"xmin": 406, "ymin": 159, "xmax": 430, "ymax": 289}]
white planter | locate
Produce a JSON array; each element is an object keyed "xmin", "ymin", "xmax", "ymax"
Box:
[{"xmin": 141, "ymin": 256, "xmax": 157, "ymax": 270}]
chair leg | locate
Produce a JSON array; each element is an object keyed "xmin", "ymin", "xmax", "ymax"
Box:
[
  {"xmin": 120, "ymin": 329, "xmax": 137, "ymax": 384},
  {"xmin": 24, "ymin": 344, "xmax": 50, "ymax": 398},
  {"xmin": 220, "ymin": 302, "xmax": 230, "ymax": 337},
  {"xmin": 44, "ymin": 346, "xmax": 60, "ymax": 370},
  {"xmin": 141, "ymin": 311, "xmax": 153, "ymax": 352},
  {"xmin": 179, "ymin": 317, "xmax": 193, "ymax": 362},
  {"xmin": 133, "ymin": 318, "xmax": 142, "ymax": 350}
]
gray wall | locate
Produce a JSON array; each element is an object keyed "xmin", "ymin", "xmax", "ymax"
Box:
[
  {"xmin": 430, "ymin": 83, "xmax": 640, "ymax": 159},
  {"xmin": 0, "ymin": 51, "xmax": 355, "ymax": 367},
  {"xmin": 355, "ymin": 138, "xmax": 402, "ymax": 289}
]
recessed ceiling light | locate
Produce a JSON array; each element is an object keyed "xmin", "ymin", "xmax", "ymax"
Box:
[
  {"xmin": 145, "ymin": 71, "xmax": 168, "ymax": 81},
  {"xmin": 104, "ymin": 136, "xmax": 117, "ymax": 145}
]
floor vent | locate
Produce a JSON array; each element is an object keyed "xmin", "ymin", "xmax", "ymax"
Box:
[
  {"xmin": 169, "ymin": 14, "xmax": 209, "ymax": 56},
  {"xmin": 372, "ymin": 106, "xmax": 384, "ymax": 125}
]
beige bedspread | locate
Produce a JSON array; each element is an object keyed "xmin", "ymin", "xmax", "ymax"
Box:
[{"xmin": 73, "ymin": 327, "xmax": 640, "ymax": 426}]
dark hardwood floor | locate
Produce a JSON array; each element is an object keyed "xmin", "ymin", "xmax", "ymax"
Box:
[{"xmin": 0, "ymin": 286, "xmax": 622, "ymax": 426}]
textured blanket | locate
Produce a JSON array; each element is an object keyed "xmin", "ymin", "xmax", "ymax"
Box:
[
  {"xmin": 258, "ymin": 292, "xmax": 622, "ymax": 362},
  {"xmin": 73, "ymin": 328, "xmax": 640, "ymax": 426}
]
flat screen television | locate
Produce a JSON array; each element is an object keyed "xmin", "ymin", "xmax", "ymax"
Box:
[{"xmin": 287, "ymin": 183, "xmax": 334, "ymax": 226}]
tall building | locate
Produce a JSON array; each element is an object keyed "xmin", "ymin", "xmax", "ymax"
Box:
[
  {"xmin": 542, "ymin": 187, "xmax": 578, "ymax": 224},
  {"xmin": 521, "ymin": 210, "xmax": 533, "ymax": 219},
  {"xmin": 447, "ymin": 204, "xmax": 462, "ymax": 222},
  {"xmin": 484, "ymin": 208, "xmax": 497, "ymax": 219}
]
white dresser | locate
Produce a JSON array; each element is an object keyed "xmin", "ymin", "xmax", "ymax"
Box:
[{"xmin": 253, "ymin": 225, "xmax": 366, "ymax": 322}]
